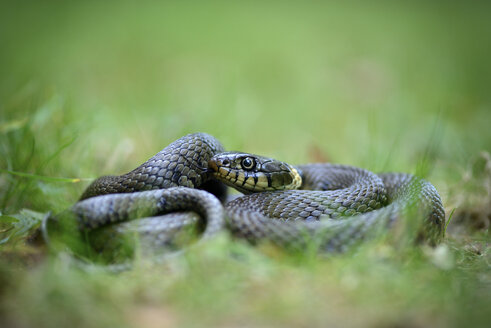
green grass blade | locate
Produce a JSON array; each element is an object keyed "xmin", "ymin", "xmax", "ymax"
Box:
[{"xmin": 0, "ymin": 169, "xmax": 92, "ymax": 183}]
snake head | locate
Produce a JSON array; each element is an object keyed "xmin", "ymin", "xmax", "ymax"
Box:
[{"xmin": 208, "ymin": 152, "xmax": 302, "ymax": 194}]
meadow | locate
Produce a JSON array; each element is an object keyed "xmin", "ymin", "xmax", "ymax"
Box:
[{"xmin": 1, "ymin": 1, "xmax": 490, "ymax": 327}]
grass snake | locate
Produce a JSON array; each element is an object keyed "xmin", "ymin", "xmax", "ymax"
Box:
[{"xmin": 44, "ymin": 133, "xmax": 445, "ymax": 259}]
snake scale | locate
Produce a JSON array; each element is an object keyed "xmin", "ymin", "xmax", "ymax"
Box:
[{"xmin": 45, "ymin": 133, "xmax": 445, "ymax": 259}]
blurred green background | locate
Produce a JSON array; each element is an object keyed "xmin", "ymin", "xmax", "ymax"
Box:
[{"xmin": 1, "ymin": 1, "xmax": 490, "ymax": 327}]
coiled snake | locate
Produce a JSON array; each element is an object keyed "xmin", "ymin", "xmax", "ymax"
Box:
[{"xmin": 44, "ymin": 133, "xmax": 445, "ymax": 259}]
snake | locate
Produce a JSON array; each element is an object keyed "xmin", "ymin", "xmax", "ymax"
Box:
[{"xmin": 44, "ymin": 132, "xmax": 445, "ymax": 259}]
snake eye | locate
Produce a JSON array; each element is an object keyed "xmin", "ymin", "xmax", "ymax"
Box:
[{"xmin": 241, "ymin": 157, "xmax": 255, "ymax": 170}]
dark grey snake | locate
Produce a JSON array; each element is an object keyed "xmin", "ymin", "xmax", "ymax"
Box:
[{"xmin": 44, "ymin": 133, "xmax": 445, "ymax": 259}]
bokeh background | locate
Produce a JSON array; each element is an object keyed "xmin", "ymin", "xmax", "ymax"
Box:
[{"xmin": 1, "ymin": 1, "xmax": 490, "ymax": 328}]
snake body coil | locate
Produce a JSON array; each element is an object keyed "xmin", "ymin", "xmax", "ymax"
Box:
[{"xmin": 49, "ymin": 133, "xmax": 445, "ymax": 257}]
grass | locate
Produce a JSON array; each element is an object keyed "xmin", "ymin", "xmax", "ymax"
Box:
[{"xmin": 1, "ymin": 1, "xmax": 490, "ymax": 327}]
